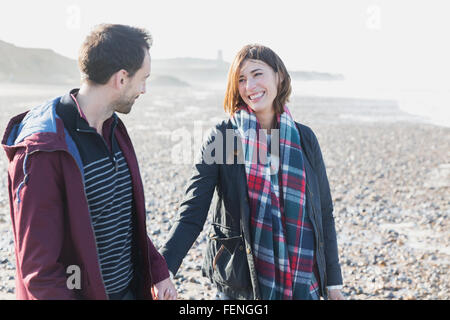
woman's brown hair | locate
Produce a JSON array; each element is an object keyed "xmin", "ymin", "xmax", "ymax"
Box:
[{"xmin": 223, "ymin": 44, "xmax": 292, "ymax": 116}]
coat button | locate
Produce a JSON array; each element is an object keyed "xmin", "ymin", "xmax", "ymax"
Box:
[{"xmin": 239, "ymin": 245, "xmax": 244, "ymax": 251}]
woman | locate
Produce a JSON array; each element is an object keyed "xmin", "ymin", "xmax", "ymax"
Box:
[{"xmin": 161, "ymin": 44, "xmax": 344, "ymax": 300}]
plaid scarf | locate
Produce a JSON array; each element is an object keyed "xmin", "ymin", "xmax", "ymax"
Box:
[{"xmin": 231, "ymin": 105, "xmax": 319, "ymax": 300}]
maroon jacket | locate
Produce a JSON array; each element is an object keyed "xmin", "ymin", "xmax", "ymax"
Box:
[{"xmin": 2, "ymin": 96, "xmax": 169, "ymax": 299}]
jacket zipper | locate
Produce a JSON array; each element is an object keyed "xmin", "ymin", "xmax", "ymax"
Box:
[
  {"xmin": 305, "ymin": 179, "xmax": 328, "ymax": 299},
  {"xmin": 25, "ymin": 148, "xmax": 109, "ymax": 299},
  {"xmin": 237, "ymin": 164, "xmax": 261, "ymax": 300}
]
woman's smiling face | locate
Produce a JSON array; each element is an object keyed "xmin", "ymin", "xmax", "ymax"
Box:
[{"xmin": 238, "ymin": 59, "xmax": 280, "ymax": 115}]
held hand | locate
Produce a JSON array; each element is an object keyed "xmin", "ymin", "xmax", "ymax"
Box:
[
  {"xmin": 328, "ymin": 289, "xmax": 346, "ymax": 300},
  {"xmin": 151, "ymin": 277, "xmax": 177, "ymax": 300}
]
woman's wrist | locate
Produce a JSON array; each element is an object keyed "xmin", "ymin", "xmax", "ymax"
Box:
[{"xmin": 326, "ymin": 285, "xmax": 343, "ymax": 291}]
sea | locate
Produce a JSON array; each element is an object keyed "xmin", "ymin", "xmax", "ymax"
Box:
[
  {"xmin": 291, "ymin": 77, "xmax": 450, "ymax": 128},
  {"xmin": 1, "ymin": 78, "xmax": 449, "ymax": 129}
]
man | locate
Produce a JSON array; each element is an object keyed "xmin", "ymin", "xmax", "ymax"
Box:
[{"xmin": 1, "ymin": 24, "xmax": 176, "ymax": 300}]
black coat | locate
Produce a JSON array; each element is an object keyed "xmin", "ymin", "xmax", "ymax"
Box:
[{"xmin": 161, "ymin": 119, "xmax": 343, "ymax": 299}]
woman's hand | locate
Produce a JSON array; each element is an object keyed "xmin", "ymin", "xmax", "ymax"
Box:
[
  {"xmin": 152, "ymin": 277, "xmax": 178, "ymax": 300},
  {"xmin": 328, "ymin": 289, "xmax": 346, "ymax": 300}
]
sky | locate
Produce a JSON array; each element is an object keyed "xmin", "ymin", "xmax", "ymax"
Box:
[{"xmin": 1, "ymin": 0, "xmax": 449, "ymax": 90}]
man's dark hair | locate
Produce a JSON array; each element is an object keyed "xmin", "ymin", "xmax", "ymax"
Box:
[{"xmin": 78, "ymin": 24, "xmax": 153, "ymax": 84}]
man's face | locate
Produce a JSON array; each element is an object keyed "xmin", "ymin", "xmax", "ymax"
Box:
[{"xmin": 115, "ymin": 50, "xmax": 151, "ymax": 114}]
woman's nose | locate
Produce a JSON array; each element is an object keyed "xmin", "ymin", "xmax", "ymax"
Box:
[{"xmin": 246, "ymin": 78, "xmax": 256, "ymax": 91}]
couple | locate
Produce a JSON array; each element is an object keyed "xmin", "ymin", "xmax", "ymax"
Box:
[{"xmin": 2, "ymin": 24, "xmax": 344, "ymax": 300}]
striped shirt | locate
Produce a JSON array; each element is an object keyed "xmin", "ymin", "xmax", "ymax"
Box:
[{"xmin": 84, "ymin": 151, "xmax": 134, "ymax": 294}]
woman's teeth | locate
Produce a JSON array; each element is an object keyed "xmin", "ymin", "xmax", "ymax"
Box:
[{"xmin": 249, "ymin": 92, "xmax": 264, "ymax": 100}]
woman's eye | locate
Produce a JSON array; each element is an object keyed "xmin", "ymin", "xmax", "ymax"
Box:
[
  {"xmin": 255, "ymin": 72, "xmax": 262, "ymax": 77},
  {"xmin": 239, "ymin": 79, "xmax": 245, "ymax": 83}
]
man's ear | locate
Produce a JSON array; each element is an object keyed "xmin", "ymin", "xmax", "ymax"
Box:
[{"xmin": 112, "ymin": 69, "xmax": 129, "ymax": 89}]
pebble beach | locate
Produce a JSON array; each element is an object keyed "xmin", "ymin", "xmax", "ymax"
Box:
[{"xmin": 0, "ymin": 83, "xmax": 448, "ymax": 300}]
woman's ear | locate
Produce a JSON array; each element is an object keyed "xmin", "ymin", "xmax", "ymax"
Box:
[{"xmin": 276, "ymin": 72, "xmax": 284, "ymax": 85}]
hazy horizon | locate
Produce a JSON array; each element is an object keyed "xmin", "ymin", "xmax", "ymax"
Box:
[{"xmin": 1, "ymin": 0, "xmax": 449, "ymax": 90}]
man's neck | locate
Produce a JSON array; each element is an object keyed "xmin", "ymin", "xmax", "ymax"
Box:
[{"xmin": 76, "ymin": 84, "xmax": 115, "ymax": 135}]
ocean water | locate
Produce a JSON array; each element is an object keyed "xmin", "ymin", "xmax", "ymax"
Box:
[
  {"xmin": 291, "ymin": 79, "xmax": 450, "ymax": 128},
  {"xmin": 395, "ymin": 91, "xmax": 450, "ymax": 128},
  {"xmin": 1, "ymin": 80, "xmax": 449, "ymax": 128}
]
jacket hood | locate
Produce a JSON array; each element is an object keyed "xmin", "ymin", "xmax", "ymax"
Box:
[{"xmin": 2, "ymin": 97, "xmax": 68, "ymax": 161}]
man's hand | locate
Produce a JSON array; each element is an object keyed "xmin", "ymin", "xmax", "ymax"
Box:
[
  {"xmin": 328, "ymin": 289, "xmax": 346, "ymax": 300},
  {"xmin": 151, "ymin": 277, "xmax": 177, "ymax": 300}
]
